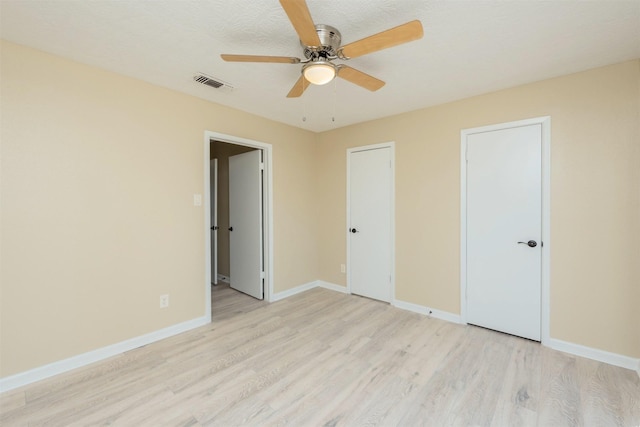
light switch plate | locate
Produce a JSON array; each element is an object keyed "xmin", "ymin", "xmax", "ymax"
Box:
[{"xmin": 193, "ymin": 194, "xmax": 202, "ymax": 206}]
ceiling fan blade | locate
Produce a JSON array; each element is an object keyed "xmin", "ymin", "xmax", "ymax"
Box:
[
  {"xmin": 279, "ymin": 0, "xmax": 321, "ymax": 47},
  {"xmin": 221, "ymin": 54, "xmax": 300, "ymax": 64},
  {"xmin": 287, "ymin": 75, "xmax": 310, "ymax": 98},
  {"xmin": 339, "ymin": 20, "xmax": 423, "ymax": 59},
  {"xmin": 337, "ymin": 66, "xmax": 385, "ymax": 91}
]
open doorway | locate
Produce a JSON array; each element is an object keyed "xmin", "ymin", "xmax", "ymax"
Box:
[
  {"xmin": 203, "ymin": 132, "xmax": 274, "ymax": 321},
  {"xmin": 210, "ymin": 141, "xmax": 256, "ymax": 287}
]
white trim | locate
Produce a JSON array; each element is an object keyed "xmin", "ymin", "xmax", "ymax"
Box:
[
  {"xmin": 460, "ymin": 116, "xmax": 551, "ymax": 344},
  {"xmin": 211, "ymin": 158, "xmax": 219, "ymax": 285},
  {"xmin": 0, "ymin": 316, "xmax": 208, "ymax": 393},
  {"xmin": 392, "ymin": 299, "xmax": 462, "ymax": 324},
  {"xmin": 204, "ymin": 131, "xmax": 274, "ymax": 305},
  {"xmin": 277, "ymin": 281, "xmax": 640, "ymax": 376},
  {"xmin": 271, "ymin": 280, "xmax": 348, "ymax": 302},
  {"xmin": 204, "ymin": 140, "xmax": 212, "ymax": 322},
  {"xmin": 346, "ymin": 142, "xmax": 396, "ymax": 302},
  {"xmin": 5, "ymin": 279, "xmax": 635, "ymax": 392},
  {"xmin": 317, "ymin": 281, "xmax": 349, "ymax": 293},
  {"xmin": 540, "ymin": 119, "xmax": 551, "ymax": 344},
  {"xmin": 270, "ymin": 280, "xmax": 319, "ymax": 302},
  {"xmin": 548, "ymin": 338, "xmax": 640, "ymax": 372}
]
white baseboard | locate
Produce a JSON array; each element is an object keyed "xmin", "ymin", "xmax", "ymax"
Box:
[
  {"xmin": 0, "ymin": 316, "xmax": 209, "ymax": 393},
  {"xmin": 548, "ymin": 338, "xmax": 640, "ymax": 372},
  {"xmin": 390, "ymin": 300, "xmax": 637, "ymax": 374},
  {"xmin": 241, "ymin": 279, "xmax": 638, "ymax": 379},
  {"xmin": 392, "ymin": 299, "xmax": 462, "ymax": 324},
  {"xmin": 317, "ymin": 281, "xmax": 349, "ymax": 293},
  {"xmin": 270, "ymin": 280, "xmax": 347, "ymax": 302},
  {"xmin": 270, "ymin": 280, "xmax": 319, "ymax": 302},
  {"xmin": 5, "ymin": 284, "xmax": 637, "ymax": 394}
]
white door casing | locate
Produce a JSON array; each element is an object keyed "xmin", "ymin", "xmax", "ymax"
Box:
[
  {"xmin": 461, "ymin": 117, "xmax": 551, "ymax": 343},
  {"xmin": 203, "ymin": 132, "xmax": 273, "ymax": 320},
  {"xmin": 210, "ymin": 158, "xmax": 218, "ymax": 285},
  {"xmin": 347, "ymin": 143, "xmax": 394, "ymax": 303},
  {"xmin": 229, "ymin": 150, "xmax": 264, "ymax": 300}
]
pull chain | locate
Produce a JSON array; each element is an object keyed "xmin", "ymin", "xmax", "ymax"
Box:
[
  {"xmin": 302, "ymin": 78, "xmax": 307, "ymax": 122},
  {"xmin": 332, "ymin": 77, "xmax": 336, "ymax": 122}
]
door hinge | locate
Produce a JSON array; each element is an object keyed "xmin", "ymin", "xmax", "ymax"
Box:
[
  {"xmin": 260, "ymin": 271, "xmax": 265, "ymax": 279},
  {"xmin": 260, "ymin": 162, "xmax": 265, "ymax": 170}
]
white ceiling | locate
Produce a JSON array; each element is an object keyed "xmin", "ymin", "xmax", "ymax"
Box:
[{"xmin": 1, "ymin": 1, "xmax": 639, "ymax": 132}]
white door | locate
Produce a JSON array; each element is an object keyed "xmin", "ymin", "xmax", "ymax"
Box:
[
  {"xmin": 348, "ymin": 146, "xmax": 393, "ymax": 302},
  {"xmin": 229, "ymin": 150, "xmax": 263, "ymax": 300},
  {"xmin": 466, "ymin": 124, "xmax": 542, "ymax": 341},
  {"xmin": 210, "ymin": 158, "xmax": 218, "ymax": 285}
]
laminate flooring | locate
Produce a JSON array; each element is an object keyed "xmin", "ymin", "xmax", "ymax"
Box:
[{"xmin": 1, "ymin": 284, "xmax": 638, "ymax": 426}]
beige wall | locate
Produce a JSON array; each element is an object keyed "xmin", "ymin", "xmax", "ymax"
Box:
[
  {"xmin": 2, "ymin": 38, "xmax": 638, "ymax": 380},
  {"xmin": 0, "ymin": 41, "xmax": 318, "ymax": 377},
  {"xmin": 316, "ymin": 60, "xmax": 640, "ymax": 359},
  {"xmin": 210, "ymin": 141, "xmax": 255, "ymax": 277}
]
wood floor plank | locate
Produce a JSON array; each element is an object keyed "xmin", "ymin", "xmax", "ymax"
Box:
[
  {"xmin": 330, "ymin": 374, "xmax": 419, "ymax": 426},
  {"xmin": 490, "ymin": 338, "xmax": 542, "ymax": 426},
  {"xmin": 537, "ymin": 350, "xmax": 585, "ymax": 427},
  {"xmin": 445, "ymin": 330, "xmax": 515, "ymax": 426},
  {"xmin": 0, "ymin": 390, "xmax": 26, "ymax": 414},
  {"xmin": 396, "ymin": 327, "xmax": 494, "ymax": 426},
  {"xmin": 578, "ymin": 357, "xmax": 640, "ymax": 427},
  {"xmin": 1, "ymin": 283, "xmax": 638, "ymax": 426}
]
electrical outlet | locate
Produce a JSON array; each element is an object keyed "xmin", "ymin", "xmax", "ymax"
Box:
[
  {"xmin": 340, "ymin": 264, "xmax": 346, "ymax": 274},
  {"xmin": 160, "ymin": 294, "xmax": 169, "ymax": 308},
  {"xmin": 193, "ymin": 194, "xmax": 202, "ymax": 206}
]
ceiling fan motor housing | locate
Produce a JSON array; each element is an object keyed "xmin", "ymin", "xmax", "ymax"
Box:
[{"xmin": 302, "ymin": 24, "xmax": 342, "ymax": 60}]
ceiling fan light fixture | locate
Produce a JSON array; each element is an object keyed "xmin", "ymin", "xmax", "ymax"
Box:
[{"xmin": 302, "ymin": 60, "xmax": 336, "ymax": 85}]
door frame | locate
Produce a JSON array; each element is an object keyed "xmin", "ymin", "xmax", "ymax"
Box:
[
  {"xmin": 203, "ymin": 131, "xmax": 273, "ymax": 321},
  {"xmin": 460, "ymin": 116, "xmax": 551, "ymax": 344},
  {"xmin": 211, "ymin": 158, "xmax": 218, "ymax": 285},
  {"xmin": 346, "ymin": 141, "xmax": 396, "ymax": 300}
]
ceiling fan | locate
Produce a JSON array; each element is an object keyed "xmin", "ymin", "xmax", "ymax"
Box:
[{"xmin": 220, "ymin": 0, "xmax": 424, "ymax": 98}]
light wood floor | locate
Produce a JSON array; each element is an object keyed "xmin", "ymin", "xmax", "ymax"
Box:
[{"xmin": 1, "ymin": 284, "xmax": 638, "ymax": 426}]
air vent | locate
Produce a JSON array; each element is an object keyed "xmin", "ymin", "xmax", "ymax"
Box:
[{"xmin": 193, "ymin": 73, "xmax": 233, "ymax": 91}]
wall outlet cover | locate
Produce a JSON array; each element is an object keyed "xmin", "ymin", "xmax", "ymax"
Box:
[{"xmin": 160, "ymin": 294, "xmax": 170, "ymax": 308}]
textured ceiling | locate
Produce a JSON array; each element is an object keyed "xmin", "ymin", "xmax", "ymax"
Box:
[{"xmin": 1, "ymin": 1, "xmax": 639, "ymax": 132}]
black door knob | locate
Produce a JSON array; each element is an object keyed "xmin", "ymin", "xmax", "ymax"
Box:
[
  {"xmin": 228, "ymin": 227, "xmax": 233, "ymax": 231},
  {"xmin": 518, "ymin": 240, "xmax": 537, "ymax": 247},
  {"xmin": 350, "ymin": 228, "xmax": 358, "ymax": 233}
]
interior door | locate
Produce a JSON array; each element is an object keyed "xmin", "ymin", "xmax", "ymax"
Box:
[
  {"xmin": 349, "ymin": 146, "xmax": 392, "ymax": 302},
  {"xmin": 228, "ymin": 149, "xmax": 263, "ymax": 299},
  {"xmin": 466, "ymin": 124, "xmax": 542, "ymax": 341},
  {"xmin": 210, "ymin": 158, "xmax": 218, "ymax": 285}
]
